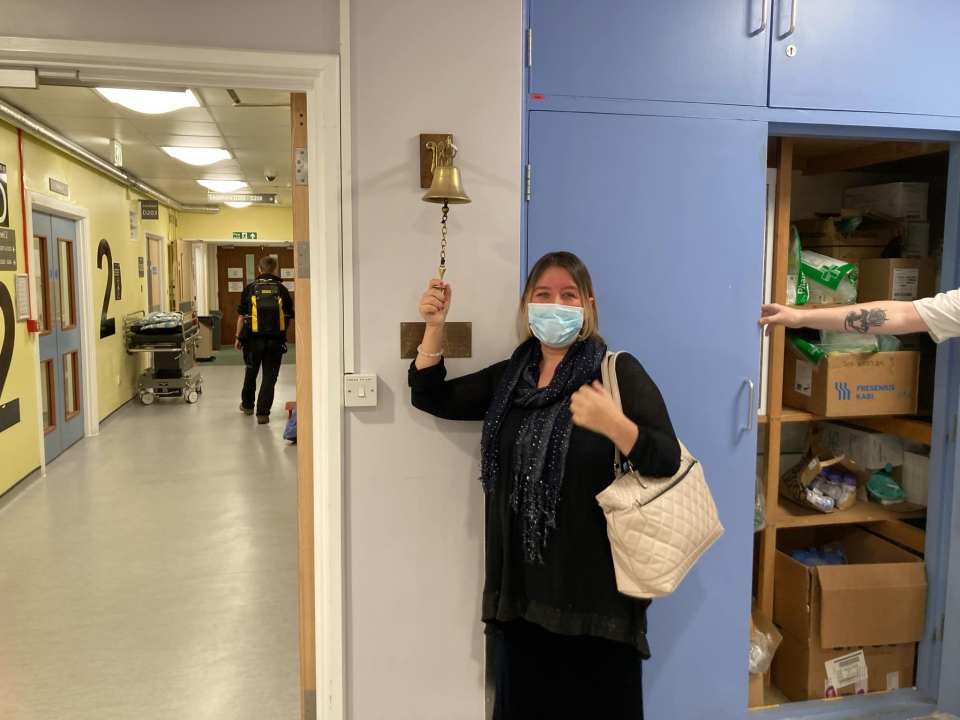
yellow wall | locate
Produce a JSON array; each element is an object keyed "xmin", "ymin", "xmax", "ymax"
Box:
[
  {"xmin": 0, "ymin": 125, "xmax": 42, "ymax": 494},
  {"xmin": 0, "ymin": 121, "xmax": 176, "ymax": 495},
  {"xmin": 179, "ymin": 205, "xmax": 292, "ymax": 241}
]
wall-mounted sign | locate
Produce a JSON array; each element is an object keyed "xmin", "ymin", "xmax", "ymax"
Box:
[
  {"xmin": 138, "ymin": 256, "xmax": 145, "ymax": 278},
  {"xmin": 209, "ymin": 192, "xmax": 277, "ymax": 204},
  {"xmin": 48, "ymin": 177, "xmax": 69, "ymax": 196},
  {"xmin": 129, "ymin": 208, "xmax": 138, "ymax": 241},
  {"xmin": 140, "ymin": 199, "xmax": 160, "ymax": 220},
  {"xmin": 228, "ymin": 281, "xmax": 244, "ymax": 293},
  {"xmin": 0, "ymin": 228, "xmax": 16, "ymax": 270},
  {"xmin": 281, "ymin": 267, "xmax": 295, "ymax": 279},
  {"xmin": 113, "ymin": 262, "xmax": 122, "ymax": 300},
  {"xmin": 0, "ymin": 162, "xmax": 8, "ymax": 228},
  {"xmin": 112, "ymin": 139, "xmax": 124, "ymax": 168},
  {"xmin": 15, "ymin": 274, "xmax": 30, "ymax": 321},
  {"xmin": 283, "ymin": 281, "xmax": 295, "ymax": 293},
  {"xmin": 227, "ymin": 267, "xmax": 243, "ymax": 278},
  {"xmin": 0, "ymin": 282, "xmax": 21, "ymax": 433},
  {"xmin": 232, "ymin": 232, "xmax": 258, "ymax": 240}
]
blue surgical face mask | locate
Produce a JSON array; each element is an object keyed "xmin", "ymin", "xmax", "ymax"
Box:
[{"xmin": 528, "ymin": 303, "xmax": 584, "ymax": 348}]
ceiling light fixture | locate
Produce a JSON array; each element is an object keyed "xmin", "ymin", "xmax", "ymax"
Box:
[
  {"xmin": 96, "ymin": 87, "xmax": 200, "ymax": 115},
  {"xmin": 162, "ymin": 146, "xmax": 232, "ymax": 166},
  {"xmin": 224, "ymin": 201, "xmax": 252, "ymax": 209},
  {"xmin": 197, "ymin": 179, "xmax": 249, "ymax": 193}
]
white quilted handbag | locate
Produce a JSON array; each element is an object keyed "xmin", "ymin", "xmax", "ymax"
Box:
[{"xmin": 595, "ymin": 352, "xmax": 724, "ymax": 599}]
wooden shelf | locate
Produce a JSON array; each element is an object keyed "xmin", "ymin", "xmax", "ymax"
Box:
[
  {"xmin": 776, "ymin": 407, "xmax": 933, "ymax": 444},
  {"xmin": 846, "ymin": 416, "xmax": 933, "ymax": 446},
  {"xmin": 772, "ymin": 498, "xmax": 926, "ymax": 529}
]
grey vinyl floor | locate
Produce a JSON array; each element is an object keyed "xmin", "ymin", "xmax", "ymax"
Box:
[{"xmin": 0, "ymin": 364, "xmax": 299, "ymax": 720}]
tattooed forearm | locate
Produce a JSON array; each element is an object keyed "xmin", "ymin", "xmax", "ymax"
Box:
[{"xmin": 844, "ymin": 308, "xmax": 888, "ymax": 334}]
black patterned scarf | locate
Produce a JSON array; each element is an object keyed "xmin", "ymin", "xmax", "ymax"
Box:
[{"xmin": 481, "ymin": 336, "xmax": 606, "ymax": 563}]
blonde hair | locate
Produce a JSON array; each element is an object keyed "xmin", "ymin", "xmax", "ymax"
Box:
[{"xmin": 516, "ymin": 251, "xmax": 601, "ymax": 341}]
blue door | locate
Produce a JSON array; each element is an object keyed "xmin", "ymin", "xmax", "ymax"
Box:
[
  {"xmin": 526, "ymin": 111, "xmax": 765, "ymax": 718},
  {"xmin": 769, "ymin": 0, "xmax": 960, "ymax": 116},
  {"xmin": 528, "ymin": 0, "xmax": 772, "ymax": 106},
  {"xmin": 33, "ymin": 211, "xmax": 85, "ymax": 462}
]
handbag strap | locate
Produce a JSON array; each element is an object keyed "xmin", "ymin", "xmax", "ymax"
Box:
[{"xmin": 601, "ymin": 351, "xmax": 625, "ymax": 470}]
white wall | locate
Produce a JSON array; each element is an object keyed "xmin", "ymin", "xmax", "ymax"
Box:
[
  {"xmin": 347, "ymin": 1, "xmax": 521, "ymax": 718},
  {"xmin": 4, "ymin": 0, "xmax": 338, "ymax": 54}
]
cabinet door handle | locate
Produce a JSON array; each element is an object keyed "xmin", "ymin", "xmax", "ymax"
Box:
[
  {"xmin": 743, "ymin": 378, "xmax": 756, "ymax": 432},
  {"xmin": 783, "ymin": 0, "xmax": 799, "ymax": 38},
  {"xmin": 757, "ymin": 0, "xmax": 769, "ymax": 35}
]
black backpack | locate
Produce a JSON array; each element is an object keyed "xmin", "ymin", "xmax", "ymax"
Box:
[{"xmin": 249, "ymin": 278, "xmax": 287, "ymax": 336}]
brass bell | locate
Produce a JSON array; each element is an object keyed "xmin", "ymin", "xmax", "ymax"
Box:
[
  {"xmin": 422, "ymin": 138, "xmax": 471, "ymax": 279},
  {"xmin": 422, "ymin": 165, "xmax": 471, "ymax": 204}
]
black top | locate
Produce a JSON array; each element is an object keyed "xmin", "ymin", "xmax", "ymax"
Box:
[
  {"xmin": 409, "ymin": 352, "xmax": 680, "ymax": 657},
  {"xmin": 237, "ymin": 273, "xmax": 295, "ymax": 319}
]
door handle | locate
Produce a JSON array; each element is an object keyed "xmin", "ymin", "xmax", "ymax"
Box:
[
  {"xmin": 783, "ymin": 0, "xmax": 799, "ymax": 38},
  {"xmin": 755, "ymin": 0, "xmax": 769, "ymax": 35},
  {"xmin": 742, "ymin": 378, "xmax": 756, "ymax": 433}
]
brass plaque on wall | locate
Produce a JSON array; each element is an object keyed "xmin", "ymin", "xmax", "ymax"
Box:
[{"xmin": 401, "ymin": 321, "xmax": 472, "ymax": 359}]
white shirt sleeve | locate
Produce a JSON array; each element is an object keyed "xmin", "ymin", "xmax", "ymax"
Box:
[{"xmin": 913, "ymin": 288, "xmax": 960, "ymax": 343}]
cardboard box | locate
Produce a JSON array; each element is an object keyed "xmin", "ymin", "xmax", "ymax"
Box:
[
  {"xmin": 903, "ymin": 222, "xmax": 931, "ymax": 258},
  {"xmin": 774, "ymin": 526, "xmax": 927, "ymax": 650},
  {"xmin": 784, "ymin": 350, "xmax": 919, "ymax": 417},
  {"xmin": 843, "ymin": 182, "xmax": 929, "ymax": 221},
  {"xmin": 857, "ymin": 258, "xmax": 938, "ymax": 302},
  {"xmin": 772, "ymin": 634, "xmax": 915, "ymax": 701},
  {"xmin": 795, "ymin": 212, "xmax": 901, "ymax": 264},
  {"xmin": 815, "ymin": 422, "xmax": 904, "ymax": 470}
]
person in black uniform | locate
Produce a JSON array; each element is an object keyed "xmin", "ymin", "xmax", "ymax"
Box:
[
  {"xmin": 409, "ymin": 251, "xmax": 680, "ymax": 719},
  {"xmin": 235, "ymin": 255, "xmax": 294, "ymax": 424}
]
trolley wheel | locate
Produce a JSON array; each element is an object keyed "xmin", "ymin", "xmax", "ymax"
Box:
[
  {"xmin": 185, "ymin": 390, "xmax": 200, "ymax": 404},
  {"xmin": 140, "ymin": 391, "xmax": 156, "ymax": 406}
]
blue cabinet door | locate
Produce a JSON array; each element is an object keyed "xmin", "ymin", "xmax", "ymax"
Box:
[
  {"xmin": 529, "ymin": 0, "xmax": 771, "ymax": 106},
  {"xmin": 526, "ymin": 111, "xmax": 766, "ymax": 718},
  {"xmin": 770, "ymin": 0, "xmax": 960, "ymax": 116}
]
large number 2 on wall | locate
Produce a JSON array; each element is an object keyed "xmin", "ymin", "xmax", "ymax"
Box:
[
  {"xmin": 0, "ymin": 282, "xmax": 22, "ymax": 433},
  {"xmin": 97, "ymin": 239, "xmax": 116, "ymax": 338}
]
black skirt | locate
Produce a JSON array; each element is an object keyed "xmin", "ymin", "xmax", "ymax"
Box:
[{"xmin": 493, "ymin": 620, "xmax": 644, "ymax": 720}]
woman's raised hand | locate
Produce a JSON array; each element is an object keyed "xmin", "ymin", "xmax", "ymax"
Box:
[{"xmin": 418, "ymin": 279, "xmax": 451, "ymax": 327}]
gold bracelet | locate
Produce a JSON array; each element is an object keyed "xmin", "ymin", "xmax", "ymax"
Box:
[{"xmin": 417, "ymin": 344, "xmax": 443, "ymax": 358}]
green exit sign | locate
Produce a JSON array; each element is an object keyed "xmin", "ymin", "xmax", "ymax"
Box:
[{"xmin": 232, "ymin": 231, "xmax": 258, "ymax": 240}]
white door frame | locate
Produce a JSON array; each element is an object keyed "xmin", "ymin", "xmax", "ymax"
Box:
[
  {"xmin": 24, "ymin": 191, "xmax": 100, "ymax": 450},
  {"xmin": 1, "ymin": 37, "xmax": 347, "ymax": 718},
  {"xmin": 144, "ymin": 232, "xmax": 167, "ymax": 314}
]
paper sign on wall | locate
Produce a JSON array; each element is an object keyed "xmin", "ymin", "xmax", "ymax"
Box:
[
  {"xmin": 113, "ymin": 262, "xmax": 122, "ymax": 300},
  {"xmin": 129, "ymin": 208, "xmax": 138, "ymax": 241},
  {"xmin": 283, "ymin": 281, "xmax": 295, "ymax": 292},
  {"xmin": 228, "ymin": 281, "xmax": 244, "ymax": 293},
  {"xmin": 227, "ymin": 267, "xmax": 243, "ymax": 279},
  {"xmin": 0, "ymin": 228, "xmax": 16, "ymax": 270},
  {"xmin": 15, "ymin": 274, "xmax": 30, "ymax": 321},
  {"xmin": 281, "ymin": 267, "xmax": 295, "ymax": 279}
]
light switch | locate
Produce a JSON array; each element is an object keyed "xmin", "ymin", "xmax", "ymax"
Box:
[{"xmin": 344, "ymin": 373, "xmax": 378, "ymax": 408}]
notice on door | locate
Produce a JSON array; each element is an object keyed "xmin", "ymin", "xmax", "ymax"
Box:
[
  {"xmin": 283, "ymin": 281, "xmax": 295, "ymax": 292},
  {"xmin": 281, "ymin": 267, "xmax": 295, "ymax": 279},
  {"xmin": 227, "ymin": 267, "xmax": 243, "ymax": 279},
  {"xmin": 228, "ymin": 281, "xmax": 244, "ymax": 293},
  {"xmin": 0, "ymin": 227, "xmax": 16, "ymax": 270}
]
